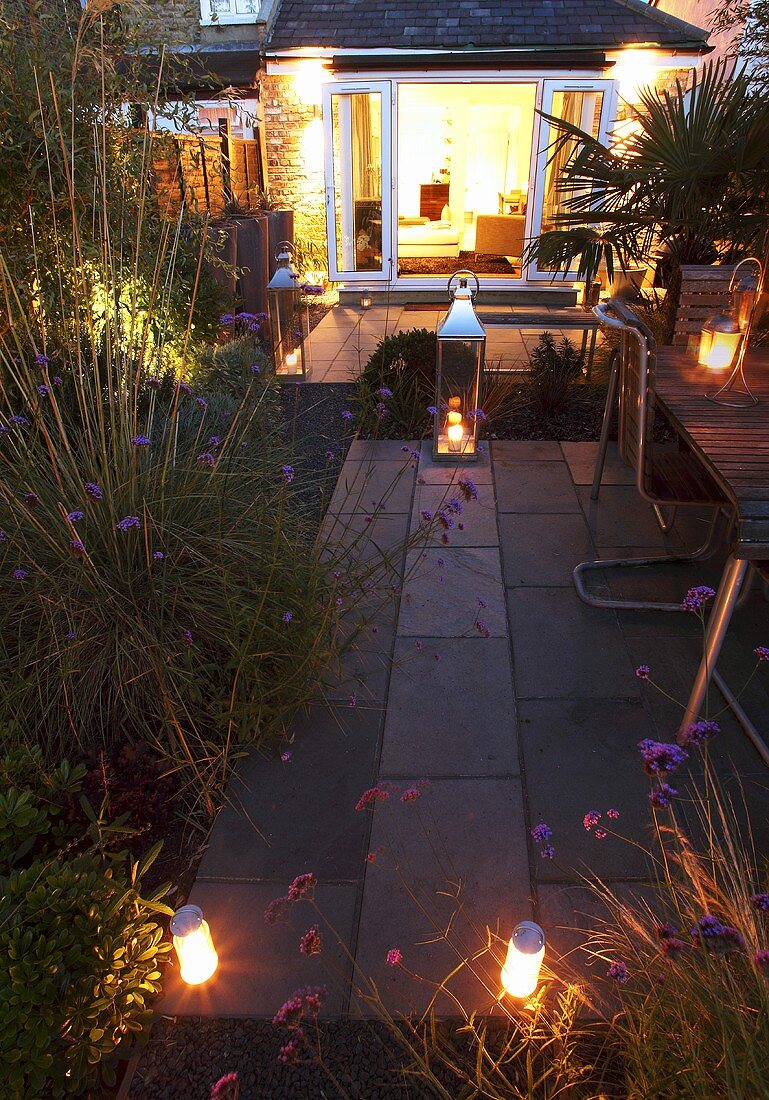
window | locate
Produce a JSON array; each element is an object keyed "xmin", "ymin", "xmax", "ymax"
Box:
[{"xmin": 199, "ymin": 0, "xmax": 260, "ymax": 25}]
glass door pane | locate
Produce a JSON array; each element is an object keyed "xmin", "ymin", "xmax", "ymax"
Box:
[
  {"xmin": 527, "ymin": 81, "xmax": 614, "ymax": 280},
  {"xmin": 323, "ymin": 82, "xmax": 392, "ymax": 282}
]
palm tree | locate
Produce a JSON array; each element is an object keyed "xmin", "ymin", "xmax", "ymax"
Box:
[{"xmin": 528, "ymin": 61, "xmax": 769, "ymax": 339}]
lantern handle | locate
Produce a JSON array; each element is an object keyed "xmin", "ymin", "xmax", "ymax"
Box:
[
  {"xmin": 447, "ymin": 269, "xmax": 480, "ymax": 302},
  {"xmin": 728, "ymin": 256, "xmax": 763, "ymax": 294},
  {"xmin": 275, "ymin": 240, "xmax": 296, "ymax": 261}
]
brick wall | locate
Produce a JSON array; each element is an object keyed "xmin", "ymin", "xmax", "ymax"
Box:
[
  {"xmin": 261, "ymin": 74, "xmax": 327, "ymax": 263},
  {"xmin": 130, "ymin": 1, "xmax": 267, "ymax": 48},
  {"xmin": 153, "ymin": 134, "xmax": 261, "ymax": 217}
]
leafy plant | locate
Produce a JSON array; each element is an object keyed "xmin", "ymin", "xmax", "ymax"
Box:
[
  {"xmin": 528, "ymin": 333, "xmax": 584, "ymax": 416},
  {"xmin": 527, "ymin": 61, "xmax": 769, "ymax": 338},
  {"xmin": 0, "ymin": 745, "xmax": 172, "ymax": 1098},
  {"xmin": 356, "ymin": 327, "xmax": 437, "ymax": 438}
]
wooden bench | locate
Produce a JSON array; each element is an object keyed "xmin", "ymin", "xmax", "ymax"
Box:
[{"xmin": 673, "ymin": 264, "xmax": 737, "ymax": 347}]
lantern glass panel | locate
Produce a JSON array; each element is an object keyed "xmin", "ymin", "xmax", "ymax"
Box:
[
  {"xmin": 434, "ymin": 339, "xmax": 483, "ymax": 459},
  {"xmin": 268, "ymin": 284, "xmax": 309, "ymax": 377}
]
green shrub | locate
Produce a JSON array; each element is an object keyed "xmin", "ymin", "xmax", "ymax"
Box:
[
  {"xmin": 356, "ymin": 327, "xmax": 437, "ymax": 438},
  {"xmin": 528, "ymin": 332, "xmax": 584, "ymax": 416},
  {"xmin": 0, "ymin": 746, "xmax": 172, "ymax": 1098}
]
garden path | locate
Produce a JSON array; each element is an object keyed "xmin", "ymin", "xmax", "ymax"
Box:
[
  {"xmin": 306, "ymin": 303, "xmax": 595, "ymax": 379},
  {"xmin": 162, "ymin": 440, "xmax": 769, "ymax": 1022}
]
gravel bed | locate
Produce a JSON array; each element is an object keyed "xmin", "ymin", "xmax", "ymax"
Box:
[{"xmin": 129, "ymin": 1018, "xmax": 449, "ymax": 1099}]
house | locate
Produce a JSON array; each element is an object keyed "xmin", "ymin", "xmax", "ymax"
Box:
[{"xmin": 142, "ymin": 1, "xmax": 712, "ymax": 300}]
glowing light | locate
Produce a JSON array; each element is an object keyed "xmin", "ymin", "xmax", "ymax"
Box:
[
  {"xmin": 285, "ymin": 351, "xmax": 299, "ymax": 370},
  {"xmin": 501, "ymin": 921, "xmax": 545, "ymax": 999},
  {"xmin": 300, "ymin": 116, "xmax": 325, "ymax": 173},
  {"xmin": 612, "ymin": 49, "xmax": 662, "ymax": 102},
  {"xmin": 171, "ymin": 905, "xmax": 218, "ymax": 986},
  {"xmin": 698, "ymin": 310, "xmax": 742, "ymax": 371},
  {"xmin": 447, "ymin": 406, "xmax": 464, "ymax": 452},
  {"xmin": 292, "ymin": 60, "xmax": 328, "ymax": 107}
]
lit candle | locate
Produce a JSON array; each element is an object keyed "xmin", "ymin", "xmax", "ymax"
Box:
[
  {"xmin": 285, "ymin": 351, "xmax": 299, "ymax": 370},
  {"xmin": 171, "ymin": 905, "xmax": 218, "ymax": 986},
  {"xmin": 360, "ymin": 295, "xmax": 372, "ymax": 309},
  {"xmin": 501, "ymin": 921, "xmax": 545, "ymax": 999},
  {"xmin": 447, "ymin": 402, "xmax": 464, "ymax": 452}
]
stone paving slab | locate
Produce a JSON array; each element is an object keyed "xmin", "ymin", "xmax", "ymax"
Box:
[
  {"xmin": 197, "ymin": 704, "xmax": 383, "ymax": 885},
  {"xmin": 417, "ymin": 449, "xmax": 495, "ymax": 484},
  {"xmin": 508, "ymin": 586, "xmax": 642, "ymax": 699},
  {"xmin": 560, "ymin": 441, "xmax": 635, "ymax": 487},
  {"xmin": 379, "ymin": 638, "xmax": 518, "ymax": 778},
  {"xmin": 576, "ymin": 485, "xmax": 683, "ymax": 548},
  {"xmin": 328, "ymin": 459, "xmax": 416, "ymax": 515},
  {"xmin": 411, "ymin": 482, "xmax": 499, "ymax": 547},
  {"xmin": 162, "ymin": 882, "xmax": 358, "ymax": 1018},
  {"xmin": 495, "ymin": 460, "xmax": 581, "ymax": 514},
  {"xmin": 499, "ymin": 513, "xmax": 595, "ymax": 587},
  {"xmin": 492, "ymin": 440, "xmax": 564, "ymax": 463},
  {"xmin": 353, "ymin": 778, "xmax": 531, "ymax": 1016},
  {"xmin": 520, "ymin": 698, "xmax": 656, "ymax": 882},
  {"xmin": 400, "ymin": 547, "xmax": 507, "ymax": 637}
]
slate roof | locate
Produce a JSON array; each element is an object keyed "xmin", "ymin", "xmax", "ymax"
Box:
[{"xmin": 266, "ymin": 0, "xmax": 709, "ymax": 52}]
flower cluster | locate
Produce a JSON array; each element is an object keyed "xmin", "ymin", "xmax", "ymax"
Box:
[
  {"xmin": 457, "ymin": 478, "xmax": 478, "ymax": 502},
  {"xmin": 649, "ymin": 782, "xmax": 678, "ymax": 809},
  {"xmin": 273, "ymin": 986, "xmax": 324, "ymax": 1065},
  {"xmin": 681, "ymin": 719, "xmax": 720, "ymax": 747},
  {"xmin": 750, "ymin": 892, "xmax": 769, "ymax": 912},
  {"xmin": 264, "ymin": 873, "xmax": 317, "ymax": 926},
  {"xmin": 681, "ymin": 585, "xmax": 716, "ymax": 613},
  {"xmin": 691, "ymin": 914, "xmax": 745, "ymax": 953},
  {"xmin": 386, "ymin": 948, "xmax": 402, "ymax": 966},
  {"xmin": 355, "ymin": 786, "xmax": 390, "ymax": 811},
  {"xmin": 211, "ymin": 1072, "xmax": 240, "ymax": 1100},
  {"xmin": 299, "ymin": 927, "xmax": 322, "ymax": 956},
  {"xmin": 220, "ymin": 310, "xmax": 267, "ymax": 334},
  {"xmin": 583, "ymin": 810, "xmax": 601, "ymax": 831},
  {"xmin": 607, "ymin": 959, "xmax": 629, "ymax": 984},
  {"xmin": 116, "ymin": 516, "xmax": 140, "ymax": 531},
  {"xmin": 638, "ymin": 739, "xmax": 688, "ymax": 776}
]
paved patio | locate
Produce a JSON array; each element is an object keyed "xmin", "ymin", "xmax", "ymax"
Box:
[
  {"xmin": 164, "ymin": 440, "xmax": 769, "ymax": 1022},
  {"xmin": 306, "ymin": 304, "xmax": 600, "ymax": 379}
]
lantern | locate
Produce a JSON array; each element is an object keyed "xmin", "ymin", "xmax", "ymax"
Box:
[
  {"xmin": 705, "ymin": 256, "xmax": 765, "ymax": 408},
  {"xmin": 267, "ymin": 242, "xmax": 309, "ymax": 378},
  {"xmin": 360, "ymin": 294, "xmax": 373, "ymax": 309},
  {"xmin": 171, "ymin": 904, "xmax": 218, "ymax": 985},
  {"xmin": 501, "ymin": 921, "xmax": 545, "ymax": 999},
  {"xmin": 697, "ymin": 308, "xmax": 742, "ymax": 370},
  {"xmin": 432, "ymin": 270, "xmax": 485, "ymax": 462}
]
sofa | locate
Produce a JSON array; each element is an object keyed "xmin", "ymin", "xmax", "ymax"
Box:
[
  {"xmin": 474, "ymin": 214, "xmax": 526, "ymax": 260},
  {"xmin": 397, "ymin": 216, "xmax": 461, "ymax": 258}
]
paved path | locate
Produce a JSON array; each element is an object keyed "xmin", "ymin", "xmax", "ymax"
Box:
[
  {"xmin": 306, "ymin": 304, "xmax": 600, "ymax": 379},
  {"xmin": 163, "ymin": 441, "xmax": 769, "ymax": 1021}
]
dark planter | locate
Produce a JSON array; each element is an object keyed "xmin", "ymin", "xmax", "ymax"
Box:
[{"xmin": 206, "ymin": 215, "xmax": 270, "ymax": 315}]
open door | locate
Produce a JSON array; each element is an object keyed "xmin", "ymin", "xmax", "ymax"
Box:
[
  {"xmin": 526, "ymin": 79, "xmax": 616, "ymax": 281},
  {"xmin": 323, "ymin": 82, "xmax": 393, "ymax": 283}
]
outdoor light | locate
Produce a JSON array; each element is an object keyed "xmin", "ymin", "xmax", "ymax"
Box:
[
  {"xmin": 267, "ymin": 241, "xmax": 310, "ymax": 378},
  {"xmin": 171, "ymin": 904, "xmax": 218, "ymax": 986},
  {"xmin": 360, "ymin": 294, "xmax": 373, "ymax": 309},
  {"xmin": 704, "ymin": 256, "xmax": 766, "ymax": 407},
  {"xmin": 432, "ymin": 270, "xmax": 485, "ymax": 462},
  {"xmin": 501, "ymin": 921, "xmax": 545, "ymax": 999},
  {"xmin": 697, "ymin": 308, "xmax": 742, "ymax": 371}
]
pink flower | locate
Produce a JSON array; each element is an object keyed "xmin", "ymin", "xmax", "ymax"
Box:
[
  {"xmin": 583, "ymin": 810, "xmax": 602, "ymax": 831},
  {"xmin": 280, "ymin": 751, "xmax": 292, "ymax": 763},
  {"xmin": 278, "ymin": 1037, "xmax": 301, "ymax": 1064},
  {"xmin": 355, "ymin": 786, "xmax": 389, "ymax": 811},
  {"xmin": 400, "ymin": 788, "xmax": 421, "ymax": 803},
  {"xmin": 264, "ymin": 896, "xmax": 290, "ymax": 925},
  {"xmin": 273, "ymin": 995, "xmax": 303, "ymax": 1028},
  {"xmin": 606, "ymin": 808, "xmax": 620, "ymax": 819},
  {"xmin": 288, "ymin": 873, "xmax": 317, "ymax": 902},
  {"xmin": 299, "ymin": 927, "xmax": 322, "ymax": 956},
  {"xmin": 386, "ymin": 948, "xmax": 402, "ymax": 966},
  {"xmin": 594, "ymin": 828, "xmax": 608, "ymax": 840},
  {"xmin": 211, "ymin": 1072, "xmax": 239, "ymax": 1100}
]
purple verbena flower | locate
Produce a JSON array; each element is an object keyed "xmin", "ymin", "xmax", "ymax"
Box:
[
  {"xmin": 420, "ymin": 509, "xmax": 433, "ymax": 523},
  {"xmin": 427, "ymin": 405, "xmax": 438, "ymax": 416},
  {"xmin": 400, "ymin": 788, "xmax": 421, "ymax": 803},
  {"xmin": 197, "ymin": 453, "xmax": 216, "ymax": 467},
  {"xmin": 282, "ymin": 611, "xmax": 293, "ymax": 623},
  {"xmin": 34, "ymin": 353, "xmax": 50, "ymax": 367},
  {"xmin": 211, "ymin": 1072, "xmax": 239, "ymax": 1100},
  {"xmin": 607, "ymin": 959, "xmax": 629, "ymax": 984},
  {"xmin": 52, "ymin": 375, "xmax": 62, "ymax": 386},
  {"xmin": 116, "ymin": 516, "xmax": 141, "ymax": 531},
  {"xmin": 67, "ymin": 511, "xmax": 84, "ymax": 523},
  {"xmin": 755, "ymin": 949, "xmax": 769, "ymax": 974},
  {"xmin": 691, "ymin": 915, "xmax": 745, "ymax": 953},
  {"xmin": 635, "ymin": 664, "xmax": 650, "ymax": 680},
  {"xmin": 355, "ymin": 786, "xmax": 389, "ymax": 811},
  {"xmin": 540, "ymin": 845, "xmax": 555, "ymax": 859},
  {"xmin": 182, "ymin": 628, "xmax": 193, "ymax": 647},
  {"xmin": 681, "ymin": 585, "xmax": 716, "ymax": 613},
  {"xmin": 638, "ymin": 739, "xmax": 688, "ymax": 776},
  {"xmin": 208, "ymin": 435, "xmax": 221, "ymax": 448},
  {"xmin": 12, "ymin": 569, "xmax": 28, "ymax": 581},
  {"xmin": 386, "ymin": 948, "xmax": 402, "ymax": 966},
  {"xmin": 250, "ymin": 363, "xmax": 261, "ymax": 374},
  {"xmin": 281, "ymin": 465, "xmax": 294, "ymax": 483},
  {"xmin": 750, "ymin": 892, "xmax": 769, "ymax": 912},
  {"xmin": 10, "ymin": 416, "xmax": 29, "ymax": 426},
  {"xmin": 475, "ymin": 619, "xmax": 491, "ymax": 638},
  {"xmin": 531, "ymin": 823, "xmax": 553, "ymax": 843},
  {"xmin": 583, "ymin": 810, "xmax": 602, "ymax": 831},
  {"xmin": 37, "ymin": 384, "xmax": 50, "ymax": 397},
  {"xmin": 376, "ymin": 387, "xmax": 393, "ymax": 398},
  {"xmin": 755, "ymin": 646, "xmax": 769, "ymax": 662},
  {"xmin": 606, "ymin": 807, "xmax": 620, "ymax": 819},
  {"xmin": 272, "ymin": 995, "xmax": 303, "ymax": 1029},
  {"xmin": 682, "ymin": 719, "xmax": 720, "ymax": 747},
  {"xmin": 299, "ymin": 927, "xmax": 322, "ymax": 956},
  {"xmin": 457, "ymin": 478, "xmax": 478, "ymax": 502},
  {"xmin": 287, "ymin": 873, "xmax": 316, "ymax": 901},
  {"xmin": 85, "ymin": 482, "xmax": 103, "ymax": 500},
  {"xmin": 153, "ymin": 550, "xmax": 165, "ymax": 561},
  {"xmin": 196, "ymin": 397, "xmax": 208, "ymax": 409},
  {"xmin": 649, "ymin": 782, "xmax": 678, "ymax": 809},
  {"xmin": 70, "ymin": 539, "xmax": 85, "ymax": 555},
  {"xmin": 341, "ymin": 410, "xmax": 353, "ymax": 421},
  {"xmin": 325, "ymin": 450, "xmax": 334, "ymax": 461}
]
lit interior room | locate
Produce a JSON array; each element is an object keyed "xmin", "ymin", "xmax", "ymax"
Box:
[{"xmin": 396, "ymin": 83, "xmax": 537, "ymax": 277}]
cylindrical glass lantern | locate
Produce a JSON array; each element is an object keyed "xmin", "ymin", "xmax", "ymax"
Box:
[
  {"xmin": 697, "ymin": 308, "xmax": 742, "ymax": 371},
  {"xmin": 432, "ymin": 270, "xmax": 485, "ymax": 462},
  {"xmin": 501, "ymin": 920, "xmax": 545, "ymax": 999},
  {"xmin": 267, "ymin": 242, "xmax": 309, "ymax": 378},
  {"xmin": 171, "ymin": 904, "xmax": 218, "ymax": 985}
]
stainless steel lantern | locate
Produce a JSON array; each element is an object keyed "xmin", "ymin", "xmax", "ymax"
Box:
[
  {"xmin": 705, "ymin": 256, "xmax": 765, "ymax": 408},
  {"xmin": 432, "ymin": 270, "xmax": 485, "ymax": 462},
  {"xmin": 267, "ymin": 241, "xmax": 310, "ymax": 378}
]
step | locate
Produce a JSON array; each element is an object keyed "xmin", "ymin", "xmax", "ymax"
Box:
[{"xmin": 338, "ymin": 286, "xmax": 578, "ymax": 307}]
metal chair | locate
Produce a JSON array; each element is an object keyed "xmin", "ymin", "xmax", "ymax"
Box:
[{"xmin": 574, "ymin": 299, "xmax": 733, "ymax": 611}]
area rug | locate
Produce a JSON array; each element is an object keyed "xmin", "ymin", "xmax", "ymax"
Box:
[{"xmin": 398, "ymin": 252, "xmax": 519, "ymax": 277}]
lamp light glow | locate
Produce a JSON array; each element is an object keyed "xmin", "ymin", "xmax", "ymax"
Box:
[
  {"xmin": 501, "ymin": 920, "xmax": 545, "ymax": 999},
  {"xmin": 171, "ymin": 905, "xmax": 218, "ymax": 986},
  {"xmin": 285, "ymin": 351, "xmax": 299, "ymax": 370},
  {"xmin": 697, "ymin": 309, "xmax": 742, "ymax": 370},
  {"xmin": 360, "ymin": 294, "xmax": 373, "ymax": 309}
]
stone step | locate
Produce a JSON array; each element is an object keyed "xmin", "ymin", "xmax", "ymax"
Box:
[{"xmin": 338, "ymin": 286, "xmax": 578, "ymax": 307}]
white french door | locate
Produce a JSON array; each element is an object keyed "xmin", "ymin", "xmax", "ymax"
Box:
[
  {"xmin": 525, "ymin": 79, "xmax": 616, "ymax": 281},
  {"xmin": 323, "ymin": 81, "xmax": 393, "ymax": 282}
]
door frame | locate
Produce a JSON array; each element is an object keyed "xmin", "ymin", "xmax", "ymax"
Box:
[
  {"xmin": 524, "ymin": 78, "xmax": 617, "ymax": 282},
  {"xmin": 322, "ymin": 80, "xmax": 394, "ymax": 283}
]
